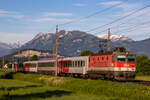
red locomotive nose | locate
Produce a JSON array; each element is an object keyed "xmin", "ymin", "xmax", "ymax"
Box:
[{"xmin": 129, "ymin": 63, "xmax": 136, "ymax": 67}]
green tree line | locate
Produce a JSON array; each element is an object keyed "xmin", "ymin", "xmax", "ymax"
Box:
[{"xmin": 136, "ymin": 55, "xmax": 150, "ymax": 75}]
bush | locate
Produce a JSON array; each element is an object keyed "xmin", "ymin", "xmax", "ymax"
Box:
[{"xmin": 136, "ymin": 55, "xmax": 150, "ymax": 75}]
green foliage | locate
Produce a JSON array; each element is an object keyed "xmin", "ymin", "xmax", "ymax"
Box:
[
  {"xmin": 80, "ymin": 50, "xmax": 94, "ymax": 56},
  {"xmin": 30, "ymin": 55, "xmax": 38, "ymax": 61},
  {"xmin": 136, "ymin": 55, "xmax": 150, "ymax": 75},
  {"xmin": 1, "ymin": 73, "xmax": 150, "ymax": 100}
]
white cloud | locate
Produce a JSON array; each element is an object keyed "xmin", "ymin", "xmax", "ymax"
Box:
[
  {"xmin": 33, "ymin": 17, "xmax": 73, "ymax": 23},
  {"xmin": 0, "ymin": 9, "xmax": 24, "ymax": 19},
  {"xmin": 43, "ymin": 12, "xmax": 73, "ymax": 17},
  {"xmin": 99, "ymin": 1, "xmax": 140, "ymax": 12},
  {"xmin": 73, "ymin": 3, "xmax": 87, "ymax": 7},
  {"xmin": 0, "ymin": 32, "xmax": 35, "ymax": 44},
  {"xmin": 100, "ymin": 1, "xmax": 122, "ymax": 6}
]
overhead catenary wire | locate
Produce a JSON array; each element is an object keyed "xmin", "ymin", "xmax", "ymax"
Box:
[
  {"xmin": 115, "ymin": 20, "xmax": 150, "ymax": 34},
  {"xmin": 58, "ymin": 1, "xmax": 126, "ymax": 27},
  {"xmin": 94, "ymin": 10, "xmax": 150, "ymax": 34},
  {"xmin": 86, "ymin": 3, "xmax": 150, "ymax": 33}
]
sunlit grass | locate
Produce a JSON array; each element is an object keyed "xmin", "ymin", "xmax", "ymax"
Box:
[{"xmin": 136, "ymin": 76, "xmax": 150, "ymax": 81}]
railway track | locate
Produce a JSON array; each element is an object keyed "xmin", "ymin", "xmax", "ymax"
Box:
[
  {"xmin": 132, "ymin": 80, "xmax": 150, "ymax": 86},
  {"xmin": 117, "ymin": 80, "xmax": 150, "ymax": 86}
]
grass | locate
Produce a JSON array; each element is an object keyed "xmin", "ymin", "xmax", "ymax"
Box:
[
  {"xmin": 1, "ymin": 72, "xmax": 150, "ymax": 100},
  {"xmin": 136, "ymin": 76, "xmax": 150, "ymax": 81},
  {"xmin": 0, "ymin": 79, "xmax": 112, "ymax": 100}
]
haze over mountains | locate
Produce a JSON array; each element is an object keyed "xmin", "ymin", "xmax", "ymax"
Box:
[{"xmin": 0, "ymin": 30, "xmax": 150, "ymax": 57}]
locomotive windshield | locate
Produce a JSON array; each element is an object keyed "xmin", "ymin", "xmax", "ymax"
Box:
[
  {"xmin": 127, "ymin": 56, "xmax": 136, "ymax": 62},
  {"xmin": 117, "ymin": 55, "xmax": 126, "ymax": 62}
]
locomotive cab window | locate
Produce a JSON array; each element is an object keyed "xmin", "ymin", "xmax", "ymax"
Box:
[
  {"xmin": 117, "ymin": 55, "xmax": 126, "ymax": 62},
  {"xmin": 127, "ymin": 56, "xmax": 136, "ymax": 62}
]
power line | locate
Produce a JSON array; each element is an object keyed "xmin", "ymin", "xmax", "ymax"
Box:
[
  {"xmin": 58, "ymin": 1, "xmax": 125, "ymax": 27},
  {"xmin": 86, "ymin": 3, "xmax": 150, "ymax": 33},
  {"xmin": 95, "ymin": 17, "xmax": 150, "ymax": 35},
  {"xmin": 94, "ymin": 11, "xmax": 150, "ymax": 34},
  {"xmin": 115, "ymin": 20, "xmax": 150, "ymax": 34}
]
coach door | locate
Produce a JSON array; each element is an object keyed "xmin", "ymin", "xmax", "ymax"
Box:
[
  {"xmin": 25, "ymin": 63, "xmax": 30, "ymax": 72},
  {"xmin": 60, "ymin": 60, "xmax": 71, "ymax": 73}
]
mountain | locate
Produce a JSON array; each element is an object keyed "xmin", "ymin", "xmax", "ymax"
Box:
[
  {"xmin": 22, "ymin": 30, "xmax": 150, "ymax": 57},
  {"xmin": 0, "ymin": 42, "xmax": 16, "ymax": 57},
  {"xmin": 125, "ymin": 38, "xmax": 150, "ymax": 57},
  {"xmin": 96, "ymin": 34, "xmax": 134, "ymax": 42},
  {"xmin": 22, "ymin": 30, "xmax": 101, "ymax": 56}
]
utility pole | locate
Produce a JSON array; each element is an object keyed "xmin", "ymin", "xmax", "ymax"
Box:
[
  {"xmin": 107, "ymin": 28, "xmax": 111, "ymax": 52},
  {"xmin": 2, "ymin": 56, "xmax": 5, "ymax": 68},
  {"xmin": 55, "ymin": 25, "xmax": 58, "ymax": 76},
  {"xmin": 18, "ymin": 41, "xmax": 21, "ymax": 58},
  {"xmin": 17, "ymin": 41, "xmax": 22, "ymax": 64},
  {"xmin": 12, "ymin": 56, "xmax": 14, "ymax": 72}
]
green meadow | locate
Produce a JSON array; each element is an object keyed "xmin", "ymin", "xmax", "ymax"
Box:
[{"xmin": 0, "ymin": 72, "xmax": 150, "ymax": 100}]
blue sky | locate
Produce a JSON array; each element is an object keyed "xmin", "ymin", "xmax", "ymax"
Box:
[{"xmin": 0, "ymin": 0, "xmax": 150, "ymax": 44}]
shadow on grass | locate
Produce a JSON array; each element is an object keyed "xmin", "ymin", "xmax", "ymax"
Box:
[
  {"xmin": 3, "ymin": 90, "xmax": 72, "ymax": 100},
  {"xmin": 0, "ymin": 72, "xmax": 15, "ymax": 79},
  {"xmin": 0, "ymin": 85, "xmax": 42, "ymax": 91}
]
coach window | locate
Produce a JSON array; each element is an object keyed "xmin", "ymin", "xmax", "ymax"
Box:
[
  {"xmin": 73, "ymin": 61, "xmax": 74, "ymax": 67},
  {"xmin": 66, "ymin": 62, "xmax": 68, "ymax": 67},
  {"xmin": 75, "ymin": 61, "xmax": 77, "ymax": 67},
  {"xmin": 102, "ymin": 57, "xmax": 104, "ymax": 61},
  {"xmin": 82, "ymin": 61, "xmax": 85, "ymax": 66},
  {"xmin": 61, "ymin": 62, "xmax": 64, "ymax": 67},
  {"xmin": 72, "ymin": 61, "xmax": 74, "ymax": 67},
  {"xmin": 74, "ymin": 61, "xmax": 75, "ymax": 67},
  {"xmin": 70, "ymin": 62, "xmax": 72, "ymax": 67},
  {"xmin": 77, "ymin": 61, "xmax": 79, "ymax": 67},
  {"xmin": 81, "ymin": 61, "xmax": 83, "ymax": 67},
  {"xmin": 60, "ymin": 62, "xmax": 62, "ymax": 67},
  {"xmin": 78, "ymin": 61, "xmax": 80, "ymax": 67}
]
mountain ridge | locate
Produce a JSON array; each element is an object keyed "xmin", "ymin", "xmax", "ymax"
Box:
[{"xmin": 0, "ymin": 30, "xmax": 150, "ymax": 57}]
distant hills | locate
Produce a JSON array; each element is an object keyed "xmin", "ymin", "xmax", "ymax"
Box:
[
  {"xmin": 0, "ymin": 42, "xmax": 16, "ymax": 57},
  {"xmin": 0, "ymin": 30, "xmax": 150, "ymax": 57}
]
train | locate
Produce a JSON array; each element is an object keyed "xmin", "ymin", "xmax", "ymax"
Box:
[{"xmin": 14, "ymin": 48, "xmax": 136, "ymax": 80}]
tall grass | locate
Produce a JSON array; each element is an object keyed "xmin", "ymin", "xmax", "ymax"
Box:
[{"xmin": 2, "ymin": 73, "xmax": 150, "ymax": 100}]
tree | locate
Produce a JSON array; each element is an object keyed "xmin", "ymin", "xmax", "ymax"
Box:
[
  {"xmin": 30, "ymin": 55, "xmax": 38, "ymax": 61},
  {"xmin": 136, "ymin": 55, "xmax": 150, "ymax": 75},
  {"xmin": 80, "ymin": 50, "xmax": 94, "ymax": 56}
]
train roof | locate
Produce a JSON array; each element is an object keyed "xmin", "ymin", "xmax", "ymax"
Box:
[
  {"xmin": 60, "ymin": 56, "xmax": 89, "ymax": 60},
  {"xmin": 24, "ymin": 61, "xmax": 38, "ymax": 64},
  {"xmin": 38, "ymin": 59, "xmax": 56, "ymax": 63},
  {"xmin": 91, "ymin": 51, "xmax": 136, "ymax": 56}
]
